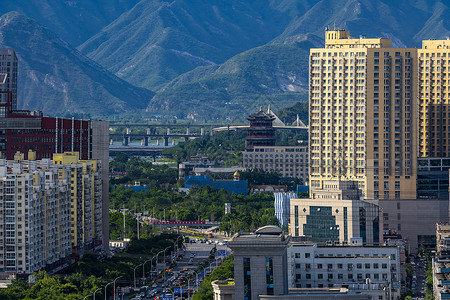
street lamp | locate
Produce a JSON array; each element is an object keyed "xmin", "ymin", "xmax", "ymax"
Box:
[
  {"xmin": 93, "ymin": 287, "xmax": 102, "ymax": 300},
  {"xmin": 143, "ymin": 258, "xmax": 153, "ymax": 280},
  {"xmin": 82, "ymin": 293, "xmax": 92, "ymax": 300},
  {"xmin": 132, "ymin": 264, "xmax": 143, "ymax": 289},
  {"xmin": 173, "ymin": 236, "xmax": 184, "ymax": 261},
  {"xmin": 113, "ymin": 276, "xmax": 122, "ymax": 300},
  {"xmin": 159, "ymin": 246, "xmax": 171, "ymax": 281},
  {"xmin": 195, "ymin": 265, "xmax": 207, "ymax": 292},
  {"xmin": 168, "ymin": 288, "xmax": 175, "ymax": 299},
  {"xmin": 104, "ymin": 281, "xmax": 113, "ymax": 300},
  {"xmin": 150, "ymin": 254, "xmax": 158, "ymax": 281},
  {"xmin": 163, "ymin": 246, "xmax": 171, "ymax": 266},
  {"xmin": 177, "ymin": 282, "xmax": 183, "ymax": 300}
]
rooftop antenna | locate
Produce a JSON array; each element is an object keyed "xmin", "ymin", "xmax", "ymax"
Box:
[
  {"xmin": 333, "ymin": 23, "xmax": 337, "ymax": 30},
  {"xmin": 267, "ymin": 104, "xmax": 271, "ymax": 114}
]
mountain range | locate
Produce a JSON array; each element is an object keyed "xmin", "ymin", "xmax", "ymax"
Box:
[
  {"xmin": 0, "ymin": 12, "xmax": 153, "ymax": 117},
  {"xmin": 1, "ymin": 0, "xmax": 450, "ymax": 120}
]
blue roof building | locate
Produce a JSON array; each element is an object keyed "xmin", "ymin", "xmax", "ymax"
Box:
[{"xmin": 184, "ymin": 175, "xmax": 248, "ymax": 195}]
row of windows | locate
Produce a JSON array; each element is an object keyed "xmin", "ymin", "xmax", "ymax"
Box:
[
  {"xmin": 245, "ymin": 154, "xmax": 306, "ymax": 158},
  {"xmin": 295, "ymin": 272, "xmax": 390, "ymax": 282}
]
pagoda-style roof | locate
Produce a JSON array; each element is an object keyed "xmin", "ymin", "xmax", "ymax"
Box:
[{"xmin": 247, "ymin": 107, "xmax": 276, "ymax": 122}]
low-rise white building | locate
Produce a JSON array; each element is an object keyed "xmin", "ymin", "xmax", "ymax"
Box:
[{"xmin": 287, "ymin": 242, "xmax": 401, "ymax": 293}]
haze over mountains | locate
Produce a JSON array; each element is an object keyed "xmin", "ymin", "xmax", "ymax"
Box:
[{"xmin": 1, "ymin": 0, "xmax": 450, "ymax": 120}]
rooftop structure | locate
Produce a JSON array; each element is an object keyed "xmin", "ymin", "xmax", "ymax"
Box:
[{"xmin": 246, "ymin": 107, "xmax": 276, "ymax": 149}]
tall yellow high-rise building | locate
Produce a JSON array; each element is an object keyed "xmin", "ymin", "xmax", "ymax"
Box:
[
  {"xmin": 53, "ymin": 152, "xmax": 103, "ymax": 255},
  {"xmin": 309, "ymin": 29, "xmax": 417, "ymax": 200},
  {"xmin": 418, "ymin": 40, "xmax": 450, "ymax": 157}
]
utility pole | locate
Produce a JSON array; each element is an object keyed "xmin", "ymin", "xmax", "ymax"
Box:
[
  {"xmin": 137, "ymin": 219, "xmax": 140, "ymax": 240},
  {"xmin": 123, "ymin": 202, "xmax": 126, "ymax": 240}
]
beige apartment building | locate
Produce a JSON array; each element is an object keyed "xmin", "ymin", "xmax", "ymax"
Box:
[
  {"xmin": 418, "ymin": 40, "xmax": 450, "ymax": 157},
  {"xmin": 309, "ymin": 29, "xmax": 417, "ymax": 201},
  {"xmin": 243, "ymin": 146, "xmax": 308, "ymax": 181}
]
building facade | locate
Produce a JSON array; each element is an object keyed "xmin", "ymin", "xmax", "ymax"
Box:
[
  {"xmin": 290, "ymin": 181, "xmax": 380, "ymax": 246},
  {"xmin": 287, "ymin": 242, "xmax": 401, "ymax": 292},
  {"xmin": 228, "ymin": 226, "xmax": 290, "ymax": 300},
  {"xmin": 243, "ymin": 146, "xmax": 309, "ymax": 180},
  {"xmin": 290, "ymin": 197, "xmax": 380, "ymax": 246},
  {"xmin": 274, "ymin": 192, "xmax": 297, "ymax": 228},
  {"xmin": 418, "ymin": 40, "xmax": 450, "ymax": 158},
  {"xmin": 433, "ymin": 223, "xmax": 450, "ymax": 300},
  {"xmin": 0, "ymin": 156, "xmax": 75, "ymax": 275},
  {"xmin": 309, "ymin": 29, "xmax": 417, "ymax": 201},
  {"xmin": 0, "ymin": 48, "xmax": 109, "ymax": 251},
  {"xmin": 0, "ymin": 48, "xmax": 17, "ymax": 112},
  {"xmin": 53, "ymin": 152, "xmax": 103, "ymax": 256},
  {"xmin": 227, "ymin": 227, "xmax": 401, "ymax": 300}
]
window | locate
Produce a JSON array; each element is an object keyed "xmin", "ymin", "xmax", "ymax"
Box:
[
  {"xmin": 295, "ymin": 253, "xmax": 301, "ymax": 258},
  {"xmin": 305, "ymin": 253, "xmax": 310, "ymax": 258},
  {"xmin": 306, "ymin": 274, "xmax": 311, "ymax": 279},
  {"xmin": 338, "ymin": 264, "xmax": 343, "ymax": 269},
  {"xmin": 266, "ymin": 257, "xmax": 274, "ymax": 295},
  {"xmin": 382, "ymin": 263, "xmax": 387, "ymax": 269},
  {"xmin": 318, "ymin": 273, "xmax": 323, "ymax": 279},
  {"xmin": 244, "ymin": 258, "xmax": 251, "ymax": 300},
  {"xmin": 295, "ymin": 264, "xmax": 301, "ymax": 269},
  {"xmin": 357, "ymin": 263, "xmax": 362, "ymax": 269},
  {"xmin": 365, "ymin": 263, "xmax": 370, "ymax": 269},
  {"xmin": 317, "ymin": 264, "xmax": 323, "ymax": 269}
]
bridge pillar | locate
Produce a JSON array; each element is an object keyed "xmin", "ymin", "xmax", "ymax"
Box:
[
  {"xmin": 186, "ymin": 127, "xmax": 190, "ymax": 135},
  {"xmin": 201, "ymin": 127, "xmax": 204, "ymax": 136},
  {"xmin": 123, "ymin": 135, "xmax": 129, "ymax": 146},
  {"xmin": 110, "ymin": 139, "xmax": 114, "ymax": 145},
  {"xmin": 167, "ymin": 128, "xmax": 170, "ymax": 135},
  {"xmin": 146, "ymin": 128, "xmax": 151, "ymax": 135},
  {"xmin": 143, "ymin": 137, "xmax": 149, "ymax": 146},
  {"xmin": 164, "ymin": 137, "xmax": 169, "ymax": 146},
  {"xmin": 126, "ymin": 127, "xmax": 131, "ymax": 135}
]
